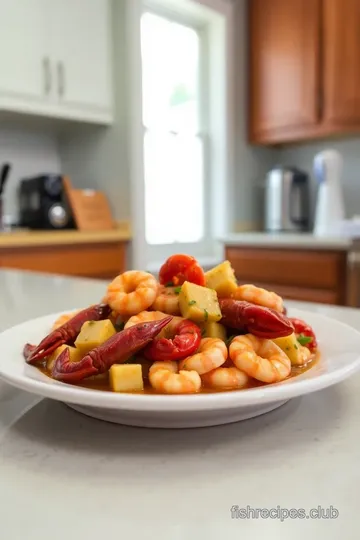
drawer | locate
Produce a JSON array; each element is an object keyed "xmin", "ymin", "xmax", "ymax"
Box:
[
  {"xmin": 226, "ymin": 247, "xmax": 347, "ymax": 290},
  {"xmin": 1, "ymin": 242, "xmax": 126, "ymax": 279}
]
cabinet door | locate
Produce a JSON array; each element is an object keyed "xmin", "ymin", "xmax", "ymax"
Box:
[
  {"xmin": 323, "ymin": 0, "xmax": 360, "ymax": 124},
  {"xmin": 249, "ymin": 0, "xmax": 321, "ymax": 142},
  {"xmin": 0, "ymin": 0, "xmax": 47, "ymax": 101},
  {"xmin": 50, "ymin": 0, "xmax": 112, "ymax": 114}
]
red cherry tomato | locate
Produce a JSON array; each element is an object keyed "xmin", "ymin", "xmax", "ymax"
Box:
[
  {"xmin": 159, "ymin": 254, "xmax": 206, "ymax": 287},
  {"xmin": 290, "ymin": 317, "xmax": 318, "ymax": 351},
  {"xmin": 144, "ymin": 319, "xmax": 201, "ymax": 362}
]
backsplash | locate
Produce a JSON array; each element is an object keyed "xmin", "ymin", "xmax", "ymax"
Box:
[
  {"xmin": 0, "ymin": 127, "xmax": 61, "ymax": 221},
  {"xmin": 277, "ymin": 138, "xmax": 360, "ymax": 221}
]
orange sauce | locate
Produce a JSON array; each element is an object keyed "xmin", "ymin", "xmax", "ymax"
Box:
[{"xmin": 38, "ymin": 352, "xmax": 319, "ymax": 394}]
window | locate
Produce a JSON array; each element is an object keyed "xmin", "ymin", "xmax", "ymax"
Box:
[{"xmin": 140, "ymin": 11, "xmax": 206, "ymax": 245}]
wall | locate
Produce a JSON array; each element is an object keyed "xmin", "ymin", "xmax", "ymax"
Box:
[
  {"xmin": 232, "ymin": 0, "xmax": 277, "ymax": 230},
  {"xmin": 0, "ymin": 125, "xmax": 61, "ymax": 221},
  {"xmin": 58, "ymin": 0, "xmax": 130, "ymax": 222},
  {"xmin": 277, "ymin": 138, "xmax": 360, "ymax": 222}
]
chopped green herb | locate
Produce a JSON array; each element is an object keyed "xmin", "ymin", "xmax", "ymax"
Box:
[
  {"xmin": 188, "ymin": 300, "xmax": 197, "ymax": 306},
  {"xmin": 201, "ymin": 328, "xmax": 207, "ymax": 337},
  {"xmin": 165, "ymin": 281, "xmax": 174, "ymax": 287},
  {"xmin": 294, "ymin": 344, "xmax": 298, "ymax": 350},
  {"xmin": 297, "ymin": 334, "xmax": 312, "ymax": 346},
  {"xmin": 204, "ymin": 309, "xmax": 209, "ymax": 322},
  {"xmin": 174, "ymin": 286, "xmax": 182, "ymax": 295},
  {"xmin": 226, "ymin": 335, "xmax": 237, "ymax": 347}
]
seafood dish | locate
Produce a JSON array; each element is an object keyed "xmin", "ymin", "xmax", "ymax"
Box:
[{"xmin": 23, "ymin": 254, "xmax": 318, "ymax": 395}]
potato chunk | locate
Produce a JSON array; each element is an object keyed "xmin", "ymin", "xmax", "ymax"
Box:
[
  {"xmin": 109, "ymin": 364, "xmax": 144, "ymax": 392},
  {"xmin": 47, "ymin": 345, "xmax": 82, "ymax": 371},
  {"xmin": 75, "ymin": 319, "xmax": 116, "ymax": 355},
  {"xmin": 273, "ymin": 333, "xmax": 301, "ymax": 365},
  {"xmin": 178, "ymin": 281, "xmax": 222, "ymax": 323},
  {"xmin": 199, "ymin": 321, "xmax": 227, "ymax": 342},
  {"xmin": 205, "ymin": 261, "xmax": 237, "ymax": 297}
]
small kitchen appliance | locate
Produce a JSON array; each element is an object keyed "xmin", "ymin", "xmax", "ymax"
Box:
[
  {"xmin": 313, "ymin": 149, "xmax": 345, "ymax": 236},
  {"xmin": 18, "ymin": 174, "xmax": 75, "ymax": 230},
  {"xmin": 264, "ymin": 166, "xmax": 310, "ymax": 232}
]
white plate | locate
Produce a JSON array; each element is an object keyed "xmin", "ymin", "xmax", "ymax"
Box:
[{"xmin": 0, "ymin": 308, "xmax": 359, "ymax": 428}]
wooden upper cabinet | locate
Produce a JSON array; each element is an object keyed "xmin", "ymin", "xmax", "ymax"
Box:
[
  {"xmin": 323, "ymin": 0, "xmax": 360, "ymax": 125},
  {"xmin": 248, "ymin": 0, "xmax": 321, "ymax": 142}
]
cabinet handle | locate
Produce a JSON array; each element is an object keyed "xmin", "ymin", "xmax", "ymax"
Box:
[
  {"xmin": 43, "ymin": 57, "xmax": 51, "ymax": 95},
  {"xmin": 57, "ymin": 61, "xmax": 65, "ymax": 97}
]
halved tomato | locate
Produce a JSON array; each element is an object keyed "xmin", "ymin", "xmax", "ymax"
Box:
[{"xmin": 159, "ymin": 254, "xmax": 206, "ymax": 287}]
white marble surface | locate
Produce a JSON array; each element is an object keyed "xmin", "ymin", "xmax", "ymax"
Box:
[
  {"xmin": 0, "ymin": 269, "xmax": 360, "ymax": 539},
  {"xmin": 220, "ymin": 232, "xmax": 356, "ymax": 250}
]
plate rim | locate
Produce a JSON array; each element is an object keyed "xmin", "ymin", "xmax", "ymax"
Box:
[{"xmin": 1, "ymin": 307, "xmax": 360, "ymax": 411}]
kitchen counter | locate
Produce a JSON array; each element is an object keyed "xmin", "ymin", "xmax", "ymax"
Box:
[
  {"xmin": 0, "ymin": 221, "xmax": 131, "ymax": 248},
  {"xmin": 220, "ymin": 232, "xmax": 359, "ymax": 251},
  {"xmin": 0, "ymin": 268, "xmax": 359, "ymax": 539}
]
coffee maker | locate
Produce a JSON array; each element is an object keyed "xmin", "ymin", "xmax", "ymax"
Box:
[
  {"xmin": 18, "ymin": 174, "xmax": 75, "ymax": 230},
  {"xmin": 264, "ymin": 166, "xmax": 310, "ymax": 233}
]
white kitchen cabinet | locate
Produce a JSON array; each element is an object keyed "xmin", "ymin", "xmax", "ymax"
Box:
[
  {"xmin": 0, "ymin": 0, "xmax": 47, "ymax": 102},
  {"xmin": 49, "ymin": 0, "xmax": 113, "ymax": 118},
  {"xmin": 0, "ymin": 0, "xmax": 113, "ymax": 125}
]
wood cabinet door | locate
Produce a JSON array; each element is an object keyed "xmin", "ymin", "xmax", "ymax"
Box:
[
  {"xmin": 249, "ymin": 0, "xmax": 321, "ymax": 142},
  {"xmin": 323, "ymin": 0, "xmax": 360, "ymax": 125}
]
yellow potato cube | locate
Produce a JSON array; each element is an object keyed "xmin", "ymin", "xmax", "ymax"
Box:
[
  {"xmin": 75, "ymin": 319, "xmax": 116, "ymax": 355},
  {"xmin": 109, "ymin": 364, "xmax": 144, "ymax": 392},
  {"xmin": 199, "ymin": 321, "xmax": 227, "ymax": 342},
  {"xmin": 273, "ymin": 333, "xmax": 301, "ymax": 365},
  {"xmin": 205, "ymin": 260, "xmax": 237, "ymax": 297},
  {"xmin": 178, "ymin": 281, "xmax": 222, "ymax": 323},
  {"xmin": 47, "ymin": 345, "xmax": 82, "ymax": 371}
]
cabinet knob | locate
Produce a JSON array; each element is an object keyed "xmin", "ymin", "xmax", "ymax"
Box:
[
  {"xmin": 57, "ymin": 61, "xmax": 65, "ymax": 97},
  {"xmin": 42, "ymin": 57, "xmax": 51, "ymax": 95}
]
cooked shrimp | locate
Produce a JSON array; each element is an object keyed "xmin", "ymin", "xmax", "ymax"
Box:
[
  {"xmin": 152, "ymin": 286, "xmax": 181, "ymax": 315},
  {"xmin": 124, "ymin": 310, "xmax": 184, "ymax": 341},
  {"xmin": 149, "ymin": 361, "xmax": 201, "ymax": 394},
  {"xmin": 229, "ymin": 334, "xmax": 291, "ymax": 383},
  {"xmin": 179, "ymin": 338, "xmax": 227, "ymax": 375},
  {"xmin": 51, "ymin": 310, "xmax": 80, "ymax": 330},
  {"xmin": 233, "ymin": 284, "xmax": 283, "ymax": 313},
  {"xmin": 103, "ymin": 271, "xmax": 158, "ymax": 316},
  {"xmin": 202, "ymin": 367, "xmax": 249, "ymax": 390},
  {"xmin": 293, "ymin": 345, "xmax": 312, "ymax": 366}
]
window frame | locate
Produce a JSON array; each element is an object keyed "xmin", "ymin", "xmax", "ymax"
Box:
[
  {"xmin": 140, "ymin": 7, "xmax": 212, "ymax": 252},
  {"xmin": 127, "ymin": 0, "xmax": 235, "ymax": 272}
]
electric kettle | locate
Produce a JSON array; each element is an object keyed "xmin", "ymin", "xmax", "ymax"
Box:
[{"xmin": 264, "ymin": 166, "xmax": 310, "ymax": 232}]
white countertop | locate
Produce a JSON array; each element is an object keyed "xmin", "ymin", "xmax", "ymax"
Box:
[
  {"xmin": 220, "ymin": 232, "xmax": 358, "ymax": 250},
  {"xmin": 0, "ymin": 269, "xmax": 360, "ymax": 539}
]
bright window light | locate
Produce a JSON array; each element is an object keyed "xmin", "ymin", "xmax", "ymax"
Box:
[{"xmin": 140, "ymin": 11, "xmax": 205, "ymax": 245}]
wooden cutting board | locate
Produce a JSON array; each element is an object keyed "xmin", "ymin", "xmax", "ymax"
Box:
[{"xmin": 63, "ymin": 176, "xmax": 115, "ymax": 231}]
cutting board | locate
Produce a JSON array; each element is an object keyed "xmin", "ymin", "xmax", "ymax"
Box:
[{"xmin": 63, "ymin": 176, "xmax": 115, "ymax": 231}]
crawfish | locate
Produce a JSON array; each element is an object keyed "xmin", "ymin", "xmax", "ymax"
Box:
[
  {"xmin": 219, "ymin": 298, "xmax": 294, "ymax": 339},
  {"xmin": 52, "ymin": 316, "xmax": 173, "ymax": 383},
  {"xmin": 25, "ymin": 304, "xmax": 112, "ymax": 364}
]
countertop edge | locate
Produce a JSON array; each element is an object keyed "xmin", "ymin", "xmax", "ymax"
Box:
[{"xmin": 0, "ymin": 224, "xmax": 131, "ymax": 249}]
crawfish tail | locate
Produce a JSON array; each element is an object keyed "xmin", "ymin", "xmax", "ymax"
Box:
[
  {"xmin": 87, "ymin": 316, "xmax": 174, "ymax": 373},
  {"xmin": 219, "ymin": 298, "xmax": 294, "ymax": 339},
  {"xmin": 27, "ymin": 303, "xmax": 112, "ymax": 364},
  {"xmin": 52, "ymin": 316, "xmax": 173, "ymax": 383}
]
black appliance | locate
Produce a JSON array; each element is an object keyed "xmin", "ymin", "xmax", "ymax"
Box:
[{"xmin": 18, "ymin": 174, "xmax": 76, "ymax": 230}]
